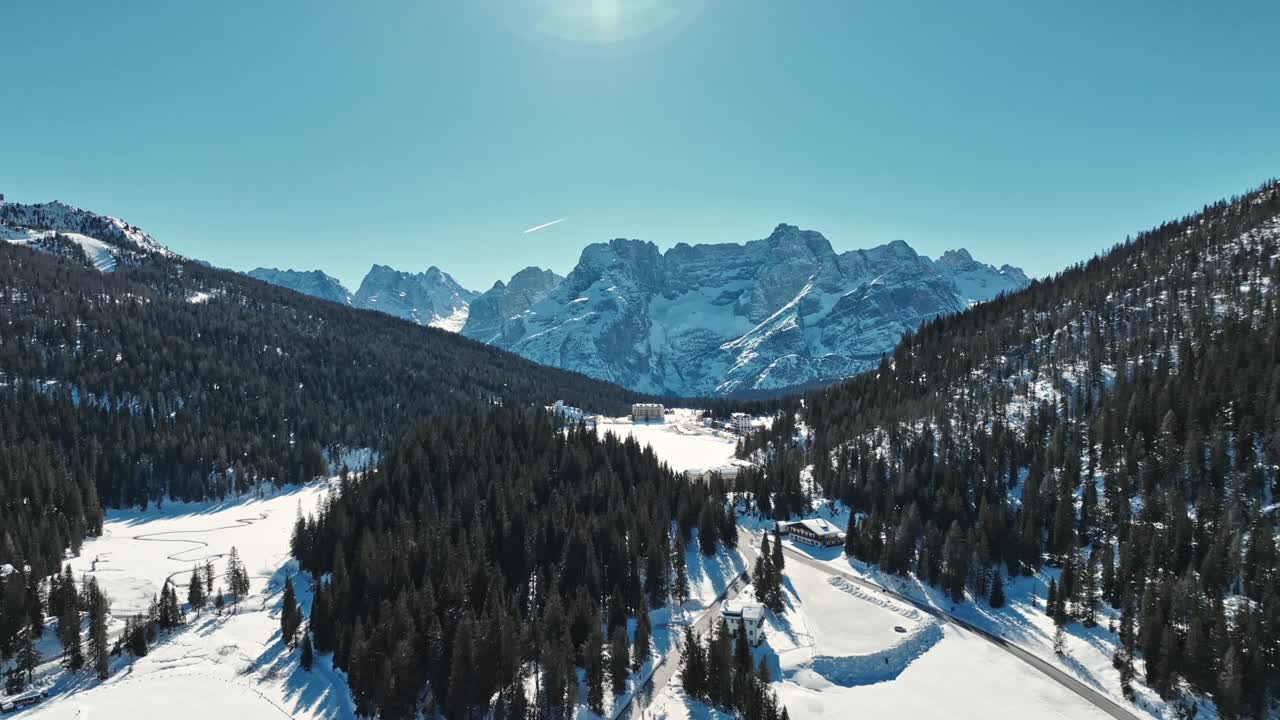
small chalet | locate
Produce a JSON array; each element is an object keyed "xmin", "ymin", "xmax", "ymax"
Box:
[{"xmin": 775, "ymin": 518, "xmax": 845, "ymax": 547}]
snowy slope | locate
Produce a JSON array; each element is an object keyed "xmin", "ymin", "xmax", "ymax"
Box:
[
  {"xmin": 594, "ymin": 411, "xmax": 1121, "ymax": 720},
  {"xmin": 0, "ymin": 228, "xmax": 123, "ymax": 272},
  {"xmin": 0, "ymin": 197, "xmax": 174, "ymax": 272},
  {"xmin": 11, "ymin": 480, "xmax": 357, "ymax": 720},
  {"xmin": 0, "ymin": 198, "xmax": 172, "ymax": 257},
  {"xmin": 464, "ymin": 225, "xmax": 1028, "ymax": 396}
]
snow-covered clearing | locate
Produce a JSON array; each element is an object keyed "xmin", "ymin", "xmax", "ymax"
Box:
[
  {"xmin": 804, "ymin": 544, "xmax": 1180, "ymax": 718},
  {"xmin": 595, "ymin": 409, "xmax": 746, "ymax": 474},
  {"xmin": 620, "ymin": 425, "xmax": 1113, "ymax": 719},
  {"xmin": 648, "ymin": 546, "xmax": 1116, "ymax": 720},
  {"xmin": 14, "ymin": 481, "xmax": 356, "ymax": 720}
]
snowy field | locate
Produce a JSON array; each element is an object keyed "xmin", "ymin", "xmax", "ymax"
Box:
[
  {"xmin": 15, "ymin": 480, "xmax": 357, "ymax": 720},
  {"xmin": 595, "ymin": 409, "xmax": 744, "ymax": 473},
  {"xmin": 605, "ymin": 419, "xmax": 1130, "ymax": 720},
  {"xmin": 806, "ymin": 545, "xmax": 1175, "ymax": 718},
  {"xmin": 762, "ymin": 498, "xmax": 1188, "ymax": 717},
  {"xmin": 648, "ymin": 550, "xmax": 1115, "ymax": 720}
]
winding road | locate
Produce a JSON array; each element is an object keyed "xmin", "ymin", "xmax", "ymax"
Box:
[
  {"xmin": 752, "ymin": 529, "xmax": 1139, "ymax": 720},
  {"xmin": 613, "ymin": 541, "xmax": 759, "ymax": 720}
]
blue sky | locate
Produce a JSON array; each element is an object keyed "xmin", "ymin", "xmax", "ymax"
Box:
[{"xmin": 3, "ymin": 0, "xmax": 1278, "ymax": 291}]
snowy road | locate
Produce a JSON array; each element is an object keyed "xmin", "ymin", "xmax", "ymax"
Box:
[
  {"xmin": 614, "ymin": 541, "xmax": 758, "ymax": 720},
  {"xmin": 755, "ymin": 530, "xmax": 1139, "ymax": 720}
]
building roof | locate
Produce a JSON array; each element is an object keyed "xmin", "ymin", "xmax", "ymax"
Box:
[
  {"xmin": 782, "ymin": 518, "xmax": 843, "ymax": 537},
  {"xmin": 722, "ymin": 601, "xmax": 764, "ymax": 623}
]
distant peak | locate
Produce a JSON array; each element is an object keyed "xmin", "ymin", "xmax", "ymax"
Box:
[{"xmin": 939, "ymin": 248, "xmax": 974, "ymax": 263}]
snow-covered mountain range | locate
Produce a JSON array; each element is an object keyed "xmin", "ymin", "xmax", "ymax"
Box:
[
  {"xmin": 248, "ymin": 264, "xmax": 480, "ymax": 330},
  {"xmin": 0, "ymin": 195, "xmax": 1028, "ymax": 396},
  {"xmin": 460, "ymin": 225, "xmax": 1028, "ymax": 396}
]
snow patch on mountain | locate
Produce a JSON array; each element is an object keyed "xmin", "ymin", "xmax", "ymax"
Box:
[
  {"xmin": 930, "ymin": 248, "xmax": 1029, "ymax": 304},
  {"xmin": 247, "ymin": 264, "xmax": 484, "ymax": 332},
  {"xmin": 0, "ymin": 198, "xmax": 172, "ymax": 257},
  {"xmin": 0, "ymin": 197, "xmax": 174, "ymax": 272},
  {"xmin": 352, "ymin": 264, "xmax": 478, "ymax": 329}
]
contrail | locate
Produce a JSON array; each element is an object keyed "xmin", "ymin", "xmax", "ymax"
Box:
[{"xmin": 523, "ymin": 217, "xmax": 568, "ymax": 234}]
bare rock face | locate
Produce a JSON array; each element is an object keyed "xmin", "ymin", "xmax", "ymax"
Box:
[
  {"xmin": 248, "ymin": 268, "xmax": 353, "ymax": 306},
  {"xmin": 350, "ymin": 265, "xmax": 479, "ymax": 331},
  {"xmin": 464, "ymin": 267, "xmax": 565, "ymax": 344}
]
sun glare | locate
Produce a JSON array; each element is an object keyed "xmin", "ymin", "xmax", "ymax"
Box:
[{"xmin": 514, "ymin": 0, "xmax": 701, "ymax": 48}]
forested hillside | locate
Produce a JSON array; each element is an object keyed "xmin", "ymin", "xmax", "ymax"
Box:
[
  {"xmin": 744, "ymin": 181, "xmax": 1280, "ymax": 716},
  {"xmin": 0, "ymin": 240, "xmax": 652, "ymax": 655},
  {"xmin": 291, "ymin": 412, "xmax": 752, "ymax": 719}
]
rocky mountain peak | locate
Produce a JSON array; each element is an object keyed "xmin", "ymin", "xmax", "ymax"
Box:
[{"xmin": 465, "ymin": 225, "xmax": 1029, "ymax": 396}]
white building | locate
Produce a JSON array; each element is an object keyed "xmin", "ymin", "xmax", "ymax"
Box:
[
  {"xmin": 730, "ymin": 412, "xmax": 753, "ymax": 436},
  {"xmin": 721, "ymin": 601, "xmax": 765, "ymax": 646},
  {"xmin": 631, "ymin": 403, "xmax": 665, "ymax": 423},
  {"xmin": 549, "ymin": 400, "xmax": 585, "ymax": 422},
  {"xmin": 685, "ymin": 464, "xmax": 742, "ymax": 485},
  {"xmin": 776, "ymin": 518, "xmax": 845, "ymax": 547}
]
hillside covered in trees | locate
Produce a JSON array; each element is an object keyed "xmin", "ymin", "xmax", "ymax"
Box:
[
  {"xmin": 291, "ymin": 412, "xmax": 745, "ymax": 719},
  {"xmin": 742, "ymin": 181, "xmax": 1280, "ymax": 716},
  {"xmin": 0, "ymin": 241, "xmax": 658, "ymax": 656}
]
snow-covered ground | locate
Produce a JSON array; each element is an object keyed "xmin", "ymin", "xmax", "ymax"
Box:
[
  {"xmin": 648, "ymin": 546, "xmax": 1116, "ymax": 720},
  {"xmin": 0, "ymin": 228, "xmax": 122, "ymax": 272},
  {"xmin": 595, "ymin": 409, "xmax": 748, "ymax": 474},
  {"xmin": 12, "ymin": 481, "xmax": 356, "ymax": 720},
  {"xmin": 801, "ymin": 543, "xmax": 1177, "ymax": 718},
  {"xmin": 603, "ymin": 415, "xmax": 1131, "ymax": 720}
]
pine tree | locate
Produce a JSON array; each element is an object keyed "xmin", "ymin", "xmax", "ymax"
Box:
[
  {"xmin": 204, "ymin": 557, "xmax": 215, "ymax": 595},
  {"xmin": 699, "ymin": 504, "xmax": 719, "ymax": 556},
  {"xmin": 844, "ymin": 512, "xmax": 858, "ymax": 556},
  {"xmin": 15, "ymin": 622, "xmax": 38, "ymax": 686},
  {"xmin": 1052, "ymin": 624, "xmax": 1066, "ymax": 657},
  {"xmin": 673, "ymin": 540, "xmax": 690, "ymax": 606},
  {"xmin": 187, "ymin": 566, "xmax": 205, "ymax": 612},
  {"xmin": 609, "ymin": 624, "xmax": 630, "ymax": 697},
  {"xmin": 57, "ymin": 569, "xmax": 84, "ymax": 670},
  {"xmin": 585, "ymin": 624, "xmax": 606, "ymax": 714},
  {"xmin": 447, "ymin": 617, "xmax": 475, "ymax": 720},
  {"xmin": 127, "ymin": 615, "xmax": 149, "ymax": 658},
  {"xmin": 281, "ymin": 575, "xmax": 301, "ymax": 645},
  {"xmin": 680, "ymin": 626, "xmax": 705, "ymax": 699},
  {"xmin": 300, "ymin": 632, "xmax": 314, "ymax": 671},
  {"xmin": 988, "ymin": 572, "xmax": 1005, "ymax": 608},
  {"xmin": 226, "ymin": 547, "xmax": 250, "ymax": 602},
  {"xmin": 633, "ymin": 611, "xmax": 651, "ymax": 671},
  {"xmin": 706, "ymin": 620, "xmax": 732, "ymax": 708},
  {"xmin": 88, "ymin": 581, "xmax": 109, "ymax": 679}
]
